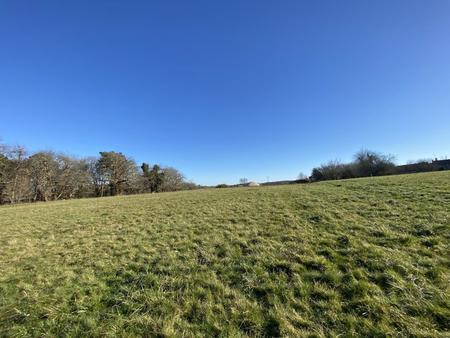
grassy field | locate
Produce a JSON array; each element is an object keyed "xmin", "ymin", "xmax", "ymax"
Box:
[{"xmin": 0, "ymin": 172, "xmax": 449, "ymax": 337}]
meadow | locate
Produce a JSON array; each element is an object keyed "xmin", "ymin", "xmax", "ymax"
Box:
[{"xmin": 0, "ymin": 171, "xmax": 449, "ymax": 337}]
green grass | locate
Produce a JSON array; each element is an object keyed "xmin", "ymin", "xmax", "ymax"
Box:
[{"xmin": 1, "ymin": 172, "xmax": 449, "ymax": 337}]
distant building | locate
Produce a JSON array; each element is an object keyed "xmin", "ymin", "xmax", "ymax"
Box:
[
  {"xmin": 432, "ymin": 159, "xmax": 450, "ymax": 170},
  {"xmin": 248, "ymin": 182, "xmax": 260, "ymax": 187},
  {"xmin": 395, "ymin": 159, "xmax": 450, "ymax": 174}
]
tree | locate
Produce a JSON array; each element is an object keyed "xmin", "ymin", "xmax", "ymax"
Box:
[
  {"xmin": 3, "ymin": 146, "xmax": 30, "ymax": 203},
  {"xmin": 0, "ymin": 153, "xmax": 9, "ymax": 204},
  {"xmin": 54, "ymin": 155, "xmax": 92, "ymax": 199},
  {"xmin": 141, "ymin": 163, "xmax": 165, "ymax": 192},
  {"xmin": 353, "ymin": 150, "xmax": 395, "ymax": 177},
  {"xmin": 309, "ymin": 160, "xmax": 355, "ymax": 181},
  {"xmin": 0, "ymin": 139, "xmax": 197, "ymax": 203},
  {"xmin": 28, "ymin": 152, "xmax": 58, "ymax": 201},
  {"xmin": 239, "ymin": 178, "xmax": 248, "ymax": 185},
  {"xmin": 309, "ymin": 150, "xmax": 396, "ymax": 182},
  {"xmin": 160, "ymin": 167, "xmax": 185, "ymax": 192},
  {"xmin": 141, "ymin": 163, "xmax": 150, "ymax": 176},
  {"xmin": 96, "ymin": 152, "xmax": 136, "ymax": 196},
  {"xmin": 86, "ymin": 157, "xmax": 103, "ymax": 197},
  {"xmin": 310, "ymin": 168, "xmax": 323, "ymax": 182},
  {"xmin": 298, "ymin": 172, "xmax": 308, "ymax": 180}
]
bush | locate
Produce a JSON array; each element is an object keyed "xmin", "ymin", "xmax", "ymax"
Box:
[
  {"xmin": 310, "ymin": 161, "xmax": 356, "ymax": 181},
  {"xmin": 310, "ymin": 150, "xmax": 396, "ymax": 182},
  {"xmin": 353, "ymin": 150, "xmax": 395, "ymax": 177}
]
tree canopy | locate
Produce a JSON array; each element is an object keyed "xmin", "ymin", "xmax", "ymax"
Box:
[{"xmin": 0, "ymin": 141, "xmax": 196, "ymax": 204}]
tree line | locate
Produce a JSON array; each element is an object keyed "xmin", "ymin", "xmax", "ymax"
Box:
[
  {"xmin": 309, "ymin": 150, "xmax": 397, "ymax": 181},
  {"xmin": 1, "ymin": 141, "xmax": 446, "ymax": 203},
  {"xmin": 0, "ymin": 142, "xmax": 196, "ymax": 204},
  {"xmin": 308, "ymin": 149, "xmax": 449, "ymax": 182},
  {"xmin": 215, "ymin": 149, "xmax": 448, "ymax": 188}
]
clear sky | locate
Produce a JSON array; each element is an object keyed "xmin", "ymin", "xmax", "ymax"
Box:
[{"xmin": 1, "ymin": 1, "xmax": 449, "ymax": 185}]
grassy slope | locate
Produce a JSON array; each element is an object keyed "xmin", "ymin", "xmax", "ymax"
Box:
[{"xmin": 0, "ymin": 172, "xmax": 449, "ymax": 337}]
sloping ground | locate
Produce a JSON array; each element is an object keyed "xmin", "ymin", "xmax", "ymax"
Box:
[{"xmin": 0, "ymin": 172, "xmax": 449, "ymax": 337}]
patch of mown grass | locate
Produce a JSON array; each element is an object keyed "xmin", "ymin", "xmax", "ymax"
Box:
[{"xmin": 1, "ymin": 171, "xmax": 449, "ymax": 337}]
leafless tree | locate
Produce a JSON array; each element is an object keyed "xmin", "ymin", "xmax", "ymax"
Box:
[
  {"xmin": 54, "ymin": 155, "xmax": 92, "ymax": 199},
  {"xmin": 353, "ymin": 149, "xmax": 395, "ymax": 177},
  {"xmin": 0, "ymin": 139, "xmax": 197, "ymax": 204},
  {"xmin": 160, "ymin": 167, "xmax": 186, "ymax": 192},
  {"xmin": 28, "ymin": 152, "xmax": 58, "ymax": 201},
  {"xmin": 3, "ymin": 146, "xmax": 30, "ymax": 203},
  {"xmin": 298, "ymin": 172, "xmax": 308, "ymax": 180}
]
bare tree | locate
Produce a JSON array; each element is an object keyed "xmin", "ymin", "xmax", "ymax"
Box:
[
  {"xmin": 0, "ymin": 152, "xmax": 8, "ymax": 204},
  {"xmin": 310, "ymin": 150, "xmax": 396, "ymax": 181},
  {"xmin": 28, "ymin": 152, "xmax": 58, "ymax": 201},
  {"xmin": 353, "ymin": 149, "xmax": 395, "ymax": 177},
  {"xmin": 160, "ymin": 167, "xmax": 186, "ymax": 192},
  {"xmin": 3, "ymin": 146, "xmax": 30, "ymax": 203},
  {"xmin": 54, "ymin": 155, "xmax": 92, "ymax": 199},
  {"xmin": 298, "ymin": 172, "xmax": 308, "ymax": 180},
  {"xmin": 0, "ymin": 138, "xmax": 197, "ymax": 204}
]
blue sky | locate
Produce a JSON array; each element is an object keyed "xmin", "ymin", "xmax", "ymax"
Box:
[{"xmin": 1, "ymin": 0, "xmax": 449, "ymax": 185}]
